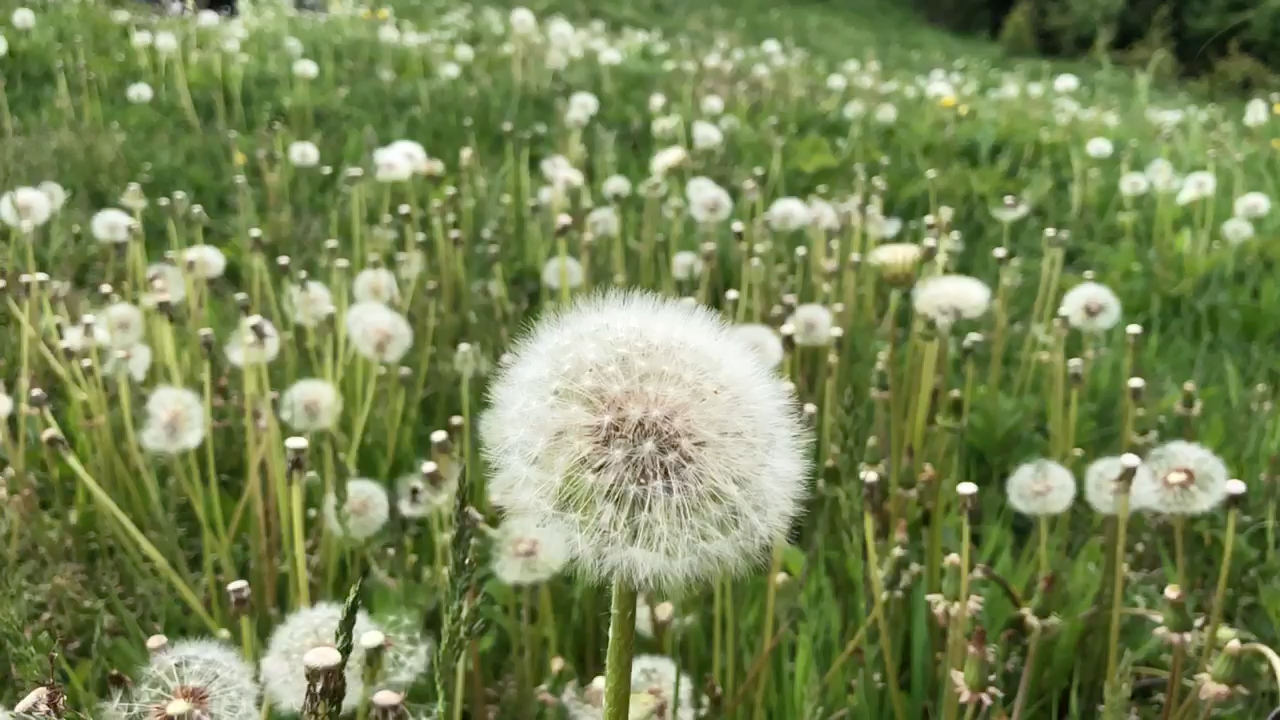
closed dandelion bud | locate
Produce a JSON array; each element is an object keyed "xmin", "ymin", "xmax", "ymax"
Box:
[
  {"xmin": 1160, "ymin": 584, "xmax": 1193, "ymax": 638},
  {"xmin": 1067, "ymin": 357, "xmax": 1084, "ymax": 385},
  {"xmin": 1177, "ymin": 381, "xmax": 1202, "ymax": 417},
  {"xmin": 956, "ymin": 481, "xmax": 979, "ymax": 513},
  {"xmin": 731, "ymin": 220, "xmax": 746, "ymax": 242},
  {"xmin": 550, "ymin": 656, "xmax": 566, "ymax": 675},
  {"xmin": 360, "ymin": 630, "xmax": 387, "ymax": 685},
  {"xmin": 802, "ymin": 402, "xmax": 818, "ymax": 426},
  {"xmin": 199, "ymin": 327, "xmax": 216, "ymax": 355},
  {"xmin": 226, "ymin": 579, "xmax": 251, "ymax": 615},
  {"xmin": 147, "ymin": 634, "xmax": 170, "ymax": 655},
  {"xmin": 40, "ymin": 427, "xmax": 65, "ymax": 450},
  {"xmin": 554, "ymin": 214, "xmax": 574, "ymax": 236},
  {"xmin": 1125, "ymin": 323, "xmax": 1143, "ymax": 344},
  {"xmin": 861, "ymin": 469, "xmax": 881, "ymax": 505},
  {"xmin": 302, "ymin": 646, "xmax": 346, "ymax": 717},
  {"xmin": 28, "ymin": 387, "xmax": 48, "ymax": 409},
  {"xmin": 1127, "ymin": 376, "xmax": 1145, "ymax": 401},
  {"xmin": 962, "ymin": 332, "xmax": 983, "ymax": 358},
  {"xmin": 430, "ymin": 429, "xmax": 453, "ymax": 458},
  {"xmin": 449, "ymin": 415, "xmax": 465, "ymax": 434}
]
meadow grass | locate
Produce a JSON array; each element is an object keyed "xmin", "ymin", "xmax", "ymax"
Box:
[{"xmin": 2, "ymin": 0, "xmax": 1280, "ymax": 718}]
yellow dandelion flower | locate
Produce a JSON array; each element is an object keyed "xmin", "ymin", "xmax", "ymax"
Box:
[
  {"xmin": 375, "ymin": 7, "xmax": 390, "ymax": 19},
  {"xmin": 233, "ymin": 150, "xmax": 247, "ymax": 166},
  {"xmin": 1272, "ymin": 102, "xmax": 1280, "ymax": 115},
  {"xmin": 939, "ymin": 95, "xmax": 958, "ymax": 109},
  {"xmin": 1272, "ymin": 138, "xmax": 1280, "ymax": 150},
  {"xmin": 359, "ymin": 7, "xmax": 372, "ymax": 19}
]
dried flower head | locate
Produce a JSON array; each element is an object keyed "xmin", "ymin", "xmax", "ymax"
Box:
[
  {"xmin": 491, "ymin": 517, "xmax": 572, "ymax": 585},
  {"xmin": 1134, "ymin": 440, "xmax": 1230, "ymax": 515},
  {"xmin": 481, "ymin": 290, "xmax": 810, "ymax": 589},
  {"xmin": 1005, "ymin": 459, "xmax": 1076, "ymax": 516}
]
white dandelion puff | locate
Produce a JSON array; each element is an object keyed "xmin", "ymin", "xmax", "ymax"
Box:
[
  {"xmin": 126, "ymin": 81, "xmax": 154, "ymax": 104},
  {"xmin": 787, "ymin": 304, "xmax": 835, "ymax": 347},
  {"xmin": 144, "ymin": 263, "xmax": 187, "ymax": 307},
  {"xmin": 1084, "ymin": 455, "xmax": 1153, "ymax": 515},
  {"xmin": 912, "ymin": 275, "xmax": 992, "ymax": 329},
  {"xmin": 691, "ymin": 120, "xmax": 724, "ymax": 151},
  {"xmin": 183, "ymin": 245, "xmax": 227, "ymax": 280},
  {"xmin": 1134, "ymin": 440, "xmax": 1230, "ymax": 515},
  {"xmin": 225, "ymin": 316, "xmax": 281, "ymax": 367},
  {"xmin": 291, "ymin": 58, "xmax": 319, "ymax": 80},
  {"xmin": 685, "ymin": 177, "xmax": 733, "ymax": 225},
  {"xmin": 540, "ymin": 255, "xmax": 584, "ymax": 291},
  {"xmin": 0, "ymin": 187, "xmax": 54, "ymax": 232},
  {"xmin": 38, "ymin": 181, "xmax": 67, "ymax": 212},
  {"xmin": 286, "ymin": 281, "xmax": 335, "ymax": 328},
  {"xmin": 91, "ymin": 208, "xmax": 135, "ymax": 244},
  {"xmin": 670, "ymin": 251, "xmax": 704, "ymax": 282},
  {"xmin": 1176, "ymin": 170, "xmax": 1217, "ymax": 206},
  {"xmin": 260, "ymin": 603, "xmax": 378, "ymax": 714},
  {"xmin": 1005, "ymin": 459, "xmax": 1076, "ymax": 516},
  {"xmin": 1085, "ymin": 137, "xmax": 1114, "ymax": 159},
  {"xmin": 345, "ymin": 302, "xmax": 413, "ymax": 364},
  {"xmin": 766, "ymin": 197, "xmax": 811, "ymax": 233},
  {"xmin": 279, "ymin": 379, "xmax": 342, "ymax": 432},
  {"xmin": 1058, "ymin": 281, "xmax": 1122, "ymax": 332},
  {"xmin": 139, "ymin": 386, "xmax": 206, "ymax": 454},
  {"xmin": 1244, "ymin": 98, "xmax": 1268, "ymax": 128},
  {"xmin": 491, "ymin": 517, "xmax": 572, "ymax": 586},
  {"xmin": 601, "ymin": 175, "xmax": 632, "ymax": 200},
  {"xmin": 481, "ymin": 290, "xmax": 811, "ymax": 589},
  {"xmin": 1233, "ymin": 191, "xmax": 1271, "ymax": 219},
  {"xmin": 650, "ymin": 146, "xmax": 689, "ymax": 178},
  {"xmin": 1118, "ymin": 172, "xmax": 1150, "ymax": 198},
  {"xmin": 586, "ymin": 206, "xmax": 621, "ymax": 238},
  {"xmin": 10, "ymin": 7, "xmax": 35, "ymax": 31},
  {"xmin": 133, "ymin": 639, "xmax": 259, "ymax": 720},
  {"xmin": 324, "ymin": 478, "xmax": 391, "ymax": 541},
  {"xmin": 396, "ymin": 461, "xmax": 458, "ymax": 518},
  {"xmin": 729, "ymin": 324, "xmax": 784, "ymax": 370},
  {"xmin": 104, "ymin": 344, "xmax": 153, "ymax": 383},
  {"xmin": 1221, "ymin": 217, "xmax": 1255, "ymax": 245},
  {"xmin": 353, "ymin": 267, "xmax": 401, "ymax": 305},
  {"xmin": 287, "ymin": 141, "xmax": 321, "ymax": 168}
]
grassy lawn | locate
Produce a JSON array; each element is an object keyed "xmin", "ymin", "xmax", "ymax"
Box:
[{"xmin": 1, "ymin": 0, "xmax": 1280, "ymax": 718}]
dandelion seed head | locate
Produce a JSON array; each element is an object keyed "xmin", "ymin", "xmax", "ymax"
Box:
[
  {"xmin": 291, "ymin": 58, "xmax": 319, "ymax": 79},
  {"xmin": 103, "ymin": 302, "xmax": 146, "ymax": 348},
  {"xmin": 353, "ymin": 267, "xmax": 400, "ymax": 305},
  {"xmin": 911, "ymin": 274, "xmax": 991, "ymax": 329},
  {"xmin": 669, "ymin": 251, "xmax": 704, "ymax": 282},
  {"xmin": 1005, "ymin": 459, "xmax": 1076, "ymax": 516},
  {"xmin": 260, "ymin": 603, "xmax": 377, "ymax": 713},
  {"xmin": 601, "ymin": 175, "xmax": 632, "ymax": 200},
  {"xmin": 540, "ymin": 255, "xmax": 584, "ymax": 291},
  {"xmin": 183, "ymin": 245, "xmax": 227, "ymax": 280},
  {"xmin": 650, "ymin": 146, "xmax": 688, "ymax": 178},
  {"xmin": 105, "ymin": 344, "xmax": 153, "ymax": 383},
  {"xmin": 1118, "ymin": 171, "xmax": 1149, "ymax": 197},
  {"xmin": 1084, "ymin": 455, "xmax": 1152, "ymax": 515},
  {"xmin": 225, "ymin": 316, "xmax": 281, "ymax": 367},
  {"xmin": 1058, "ymin": 281, "xmax": 1122, "ymax": 332},
  {"xmin": 728, "ymin": 324, "xmax": 784, "ymax": 370},
  {"xmin": 0, "ymin": 187, "xmax": 54, "ymax": 232},
  {"xmin": 126, "ymin": 82, "xmax": 155, "ymax": 104},
  {"xmin": 1134, "ymin": 440, "xmax": 1229, "ymax": 515},
  {"xmin": 132, "ymin": 639, "xmax": 258, "ymax": 720},
  {"xmin": 286, "ymin": 281, "xmax": 335, "ymax": 328},
  {"xmin": 324, "ymin": 479, "xmax": 391, "ymax": 541},
  {"xmin": 787, "ymin": 304, "xmax": 835, "ymax": 347},
  {"xmin": 1233, "ymin": 191, "xmax": 1271, "ymax": 219},
  {"xmin": 139, "ymin": 386, "xmax": 206, "ymax": 455},
  {"xmin": 481, "ymin": 290, "xmax": 810, "ymax": 590},
  {"xmin": 765, "ymin": 197, "xmax": 810, "ymax": 232},
  {"xmin": 396, "ymin": 461, "xmax": 458, "ymax": 518},
  {"xmin": 491, "ymin": 516, "xmax": 572, "ymax": 586},
  {"xmin": 287, "ymin": 141, "xmax": 321, "ymax": 168},
  {"xmin": 1221, "ymin": 217, "xmax": 1255, "ymax": 244},
  {"xmin": 345, "ymin": 302, "xmax": 414, "ymax": 364},
  {"xmin": 279, "ymin": 379, "xmax": 342, "ymax": 432},
  {"xmin": 586, "ymin": 206, "xmax": 620, "ymax": 238},
  {"xmin": 685, "ymin": 177, "xmax": 733, "ymax": 225}
]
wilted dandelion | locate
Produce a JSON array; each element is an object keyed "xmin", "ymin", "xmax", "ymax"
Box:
[
  {"xmin": 1058, "ymin": 281, "xmax": 1122, "ymax": 332},
  {"xmin": 1134, "ymin": 440, "xmax": 1229, "ymax": 515},
  {"xmin": 279, "ymin": 379, "xmax": 343, "ymax": 432},
  {"xmin": 260, "ymin": 603, "xmax": 378, "ymax": 713},
  {"xmin": 491, "ymin": 517, "xmax": 572, "ymax": 586},
  {"xmin": 481, "ymin": 290, "xmax": 810, "ymax": 589},
  {"xmin": 139, "ymin": 386, "xmax": 206, "ymax": 454},
  {"xmin": 345, "ymin": 302, "xmax": 414, "ymax": 364},
  {"xmin": 324, "ymin": 478, "xmax": 391, "ymax": 540}
]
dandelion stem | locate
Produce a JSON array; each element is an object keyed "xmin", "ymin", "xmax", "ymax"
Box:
[
  {"xmin": 863, "ymin": 510, "xmax": 908, "ymax": 720},
  {"xmin": 47, "ymin": 412, "xmax": 219, "ymax": 633},
  {"xmin": 1162, "ymin": 643, "xmax": 1184, "ymax": 720},
  {"xmin": 602, "ymin": 580, "xmax": 638, "ymax": 720},
  {"xmin": 346, "ymin": 364, "xmax": 380, "ymax": 472},
  {"xmin": 1172, "ymin": 516, "xmax": 1186, "ymax": 587},
  {"xmin": 292, "ymin": 479, "xmax": 311, "ymax": 608},
  {"xmin": 1010, "ymin": 629, "xmax": 1041, "ymax": 720},
  {"xmin": 1105, "ymin": 492, "xmax": 1131, "ymax": 694},
  {"xmin": 1198, "ymin": 504, "xmax": 1237, "ymax": 671},
  {"xmin": 1037, "ymin": 517, "xmax": 1050, "ymax": 579},
  {"xmin": 751, "ymin": 544, "xmax": 784, "ymax": 720}
]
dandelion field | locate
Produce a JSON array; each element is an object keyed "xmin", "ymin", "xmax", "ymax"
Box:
[{"xmin": 4, "ymin": 0, "xmax": 1280, "ymax": 719}]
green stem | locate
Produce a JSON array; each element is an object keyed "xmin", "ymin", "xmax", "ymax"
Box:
[
  {"xmin": 864, "ymin": 511, "xmax": 908, "ymax": 720},
  {"xmin": 1197, "ymin": 507, "xmax": 1237, "ymax": 671},
  {"xmin": 1105, "ymin": 493, "xmax": 1131, "ymax": 692},
  {"xmin": 603, "ymin": 581, "xmax": 639, "ymax": 720},
  {"xmin": 751, "ymin": 545, "xmax": 783, "ymax": 720}
]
